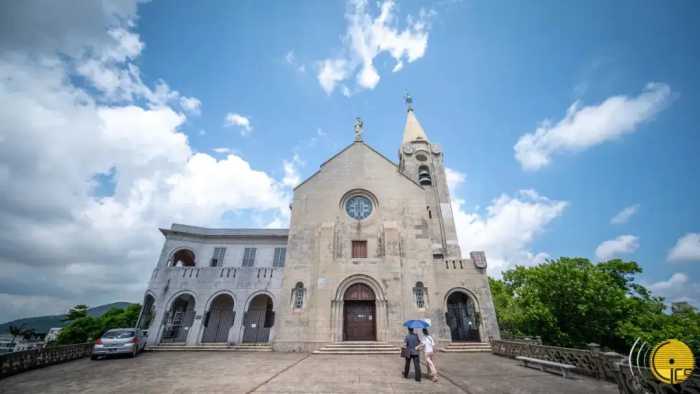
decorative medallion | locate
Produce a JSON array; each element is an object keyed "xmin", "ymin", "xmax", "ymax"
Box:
[{"xmin": 470, "ymin": 251, "xmax": 487, "ymax": 269}]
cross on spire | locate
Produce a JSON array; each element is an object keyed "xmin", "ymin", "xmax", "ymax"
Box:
[{"xmin": 404, "ymin": 92, "xmax": 414, "ymax": 112}]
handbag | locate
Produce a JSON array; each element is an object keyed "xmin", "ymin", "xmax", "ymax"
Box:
[{"xmin": 400, "ymin": 346, "xmax": 409, "ymax": 358}]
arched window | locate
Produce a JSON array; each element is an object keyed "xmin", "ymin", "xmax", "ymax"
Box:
[
  {"xmin": 171, "ymin": 249, "xmax": 196, "ymax": 267},
  {"xmin": 293, "ymin": 282, "xmax": 305, "ymax": 309},
  {"xmin": 414, "ymin": 281, "xmax": 426, "ymax": 309},
  {"xmin": 418, "ymin": 166, "xmax": 432, "ymax": 186}
]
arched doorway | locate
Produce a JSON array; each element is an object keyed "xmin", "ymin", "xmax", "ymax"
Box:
[
  {"xmin": 161, "ymin": 293, "xmax": 196, "ymax": 343},
  {"xmin": 202, "ymin": 294, "xmax": 235, "ymax": 343},
  {"xmin": 138, "ymin": 294, "xmax": 156, "ymax": 330},
  {"xmin": 243, "ymin": 294, "xmax": 274, "ymax": 343},
  {"xmin": 171, "ymin": 249, "xmax": 195, "ymax": 267},
  {"xmin": 446, "ymin": 291, "xmax": 480, "ymax": 342},
  {"xmin": 343, "ymin": 283, "xmax": 376, "ymax": 341}
]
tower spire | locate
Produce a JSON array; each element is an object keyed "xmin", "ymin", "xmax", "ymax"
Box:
[{"xmin": 402, "ymin": 93, "xmax": 429, "ymax": 144}]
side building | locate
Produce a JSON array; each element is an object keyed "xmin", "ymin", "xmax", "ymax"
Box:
[{"xmin": 141, "ymin": 225, "xmax": 288, "ymax": 346}]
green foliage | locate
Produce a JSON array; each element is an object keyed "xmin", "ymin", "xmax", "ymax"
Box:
[
  {"xmin": 489, "ymin": 257, "xmax": 700, "ymax": 355},
  {"xmin": 64, "ymin": 304, "xmax": 89, "ymax": 321},
  {"xmin": 56, "ymin": 304, "xmax": 142, "ymax": 345}
]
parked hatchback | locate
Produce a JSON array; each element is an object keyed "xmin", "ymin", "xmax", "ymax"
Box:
[{"xmin": 92, "ymin": 328, "xmax": 146, "ymax": 360}]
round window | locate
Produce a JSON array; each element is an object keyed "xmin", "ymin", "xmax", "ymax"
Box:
[{"xmin": 345, "ymin": 195, "xmax": 373, "ymax": 220}]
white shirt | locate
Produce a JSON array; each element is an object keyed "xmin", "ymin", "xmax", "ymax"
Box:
[{"xmin": 421, "ymin": 335, "xmax": 435, "ymax": 353}]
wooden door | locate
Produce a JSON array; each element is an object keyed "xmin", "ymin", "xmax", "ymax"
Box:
[{"xmin": 343, "ymin": 301, "xmax": 376, "ymax": 341}]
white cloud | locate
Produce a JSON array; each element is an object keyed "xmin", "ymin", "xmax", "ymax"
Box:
[
  {"xmin": 317, "ymin": 0, "xmax": 434, "ymax": 95},
  {"xmin": 610, "ymin": 204, "xmax": 640, "ymax": 225},
  {"xmin": 318, "ymin": 59, "xmax": 350, "ymax": 95},
  {"xmin": 179, "ymin": 96, "xmax": 201, "ymax": 115},
  {"xmin": 452, "ymin": 189, "xmax": 568, "ymax": 275},
  {"xmin": 445, "ymin": 167, "xmax": 466, "ymax": 192},
  {"xmin": 668, "ymin": 233, "xmax": 700, "ymax": 263},
  {"xmin": 648, "ymin": 273, "xmax": 700, "ymax": 307},
  {"xmin": 213, "ymin": 147, "xmax": 231, "ymax": 154},
  {"xmin": 282, "ymin": 154, "xmax": 303, "ymax": 188},
  {"xmin": 514, "ymin": 83, "xmax": 673, "ymax": 171},
  {"xmin": 595, "ymin": 235, "xmax": 640, "ymax": 261},
  {"xmin": 224, "ymin": 113, "xmax": 253, "ymax": 136},
  {"xmin": 285, "ymin": 50, "xmax": 306, "ymax": 73},
  {"xmin": 0, "ymin": 1, "xmax": 294, "ymax": 323}
]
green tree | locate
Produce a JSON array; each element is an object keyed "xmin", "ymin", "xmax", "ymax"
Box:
[
  {"xmin": 56, "ymin": 303, "xmax": 142, "ymax": 345},
  {"xmin": 489, "ymin": 257, "xmax": 700, "ymax": 355},
  {"xmin": 64, "ymin": 304, "xmax": 89, "ymax": 321}
]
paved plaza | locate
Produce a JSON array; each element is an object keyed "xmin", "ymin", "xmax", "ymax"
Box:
[{"xmin": 1, "ymin": 352, "xmax": 618, "ymax": 393}]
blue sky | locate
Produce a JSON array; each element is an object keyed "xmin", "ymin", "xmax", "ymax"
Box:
[{"xmin": 0, "ymin": 0, "xmax": 699, "ymax": 322}]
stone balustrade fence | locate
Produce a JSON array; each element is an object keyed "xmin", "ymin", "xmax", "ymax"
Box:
[
  {"xmin": 0, "ymin": 343, "xmax": 93, "ymax": 379},
  {"xmin": 491, "ymin": 339, "xmax": 624, "ymax": 381},
  {"xmin": 492, "ymin": 339, "xmax": 700, "ymax": 393}
]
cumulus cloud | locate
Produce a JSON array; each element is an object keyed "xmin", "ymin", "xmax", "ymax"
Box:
[
  {"xmin": 648, "ymin": 273, "xmax": 700, "ymax": 307},
  {"xmin": 0, "ymin": 1, "xmax": 292, "ymax": 323},
  {"xmin": 610, "ymin": 204, "xmax": 640, "ymax": 225},
  {"xmin": 595, "ymin": 235, "xmax": 640, "ymax": 261},
  {"xmin": 317, "ymin": 0, "xmax": 434, "ymax": 95},
  {"xmin": 224, "ymin": 113, "xmax": 253, "ymax": 136},
  {"xmin": 514, "ymin": 83, "xmax": 673, "ymax": 171},
  {"xmin": 668, "ymin": 233, "xmax": 700, "ymax": 263},
  {"xmin": 282, "ymin": 154, "xmax": 303, "ymax": 188},
  {"xmin": 451, "ymin": 185, "xmax": 568, "ymax": 275},
  {"xmin": 212, "ymin": 147, "xmax": 232, "ymax": 154},
  {"xmin": 445, "ymin": 167, "xmax": 466, "ymax": 192}
]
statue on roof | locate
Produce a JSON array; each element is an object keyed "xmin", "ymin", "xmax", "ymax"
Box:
[{"xmin": 354, "ymin": 117, "xmax": 363, "ymax": 141}]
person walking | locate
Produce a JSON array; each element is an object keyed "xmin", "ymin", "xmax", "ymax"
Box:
[
  {"xmin": 403, "ymin": 327, "xmax": 422, "ymax": 382},
  {"xmin": 420, "ymin": 328, "xmax": 438, "ymax": 382}
]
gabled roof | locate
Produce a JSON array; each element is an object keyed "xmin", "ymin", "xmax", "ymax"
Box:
[{"xmin": 294, "ymin": 141, "xmax": 424, "ymax": 191}]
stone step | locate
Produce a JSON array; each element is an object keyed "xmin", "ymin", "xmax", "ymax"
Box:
[
  {"xmin": 312, "ymin": 350, "xmax": 400, "ymax": 355},
  {"xmin": 146, "ymin": 345, "xmax": 273, "ymax": 352},
  {"xmin": 439, "ymin": 348, "xmax": 492, "ymax": 353},
  {"xmin": 312, "ymin": 342, "xmax": 401, "ymax": 355},
  {"xmin": 322, "ymin": 344, "xmax": 397, "ymax": 349}
]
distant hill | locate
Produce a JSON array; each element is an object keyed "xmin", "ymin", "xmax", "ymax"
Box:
[{"xmin": 0, "ymin": 302, "xmax": 135, "ymax": 334}]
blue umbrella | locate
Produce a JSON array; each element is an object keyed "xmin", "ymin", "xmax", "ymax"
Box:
[{"xmin": 403, "ymin": 319, "xmax": 430, "ymax": 329}]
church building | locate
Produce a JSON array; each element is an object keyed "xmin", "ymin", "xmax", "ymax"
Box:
[{"xmin": 138, "ymin": 99, "xmax": 500, "ymax": 352}]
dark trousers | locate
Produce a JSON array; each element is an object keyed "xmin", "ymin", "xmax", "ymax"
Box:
[{"xmin": 403, "ymin": 355, "xmax": 422, "ymax": 381}]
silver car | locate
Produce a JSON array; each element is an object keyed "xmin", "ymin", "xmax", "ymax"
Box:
[{"xmin": 91, "ymin": 328, "xmax": 146, "ymax": 360}]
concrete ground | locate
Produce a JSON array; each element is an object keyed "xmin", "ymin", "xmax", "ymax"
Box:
[{"xmin": 1, "ymin": 352, "xmax": 619, "ymax": 394}]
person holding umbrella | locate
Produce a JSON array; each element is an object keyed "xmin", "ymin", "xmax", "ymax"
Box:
[{"xmin": 402, "ymin": 320, "xmax": 428, "ymax": 382}]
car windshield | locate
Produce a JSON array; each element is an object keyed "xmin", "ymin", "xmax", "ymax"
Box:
[{"xmin": 103, "ymin": 330, "xmax": 135, "ymax": 339}]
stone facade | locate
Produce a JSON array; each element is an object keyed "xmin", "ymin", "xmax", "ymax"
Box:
[{"xmin": 140, "ymin": 107, "xmax": 500, "ymax": 350}]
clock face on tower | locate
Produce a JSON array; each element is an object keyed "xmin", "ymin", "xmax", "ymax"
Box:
[{"xmin": 345, "ymin": 195, "xmax": 373, "ymax": 220}]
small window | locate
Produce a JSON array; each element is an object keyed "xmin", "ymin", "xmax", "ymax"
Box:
[
  {"xmin": 352, "ymin": 241, "xmax": 367, "ymax": 259},
  {"xmin": 210, "ymin": 247, "xmax": 226, "ymax": 267},
  {"xmin": 242, "ymin": 247, "xmax": 257, "ymax": 267},
  {"xmin": 273, "ymin": 247, "xmax": 286, "ymax": 267},
  {"xmin": 293, "ymin": 282, "xmax": 305, "ymax": 309},
  {"xmin": 414, "ymin": 282, "xmax": 426, "ymax": 309}
]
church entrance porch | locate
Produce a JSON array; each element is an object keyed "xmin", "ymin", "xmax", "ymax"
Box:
[
  {"xmin": 243, "ymin": 294, "xmax": 274, "ymax": 343},
  {"xmin": 343, "ymin": 283, "xmax": 376, "ymax": 341},
  {"xmin": 202, "ymin": 294, "xmax": 235, "ymax": 343},
  {"xmin": 161, "ymin": 293, "xmax": 196, "ymax": 343},
  {"xmin": 446, "ymin": 291, "xmax": 480, "ymax": 342}
]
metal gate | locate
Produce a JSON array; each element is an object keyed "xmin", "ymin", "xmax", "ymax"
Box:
[{"xmin": 202, "ymin": 297, "xmax": 235, "ymax": 343}]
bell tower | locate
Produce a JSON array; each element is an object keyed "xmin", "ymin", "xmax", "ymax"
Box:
[{"xmin": 399, "ymin": 94, "xmax": 461, "ymax": 259}]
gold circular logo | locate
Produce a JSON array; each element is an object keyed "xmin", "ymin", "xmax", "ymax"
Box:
[{"xmin": 650, "ymin": 339, "xmax": 695, "ymax": 384}]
